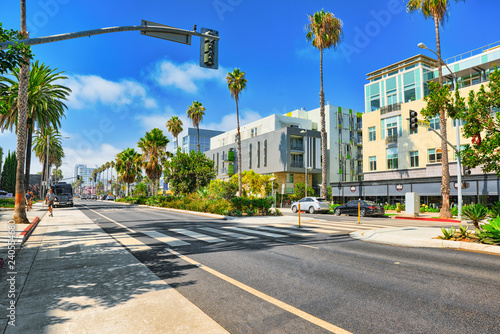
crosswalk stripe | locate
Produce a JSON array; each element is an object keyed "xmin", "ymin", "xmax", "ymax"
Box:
[
  {"xmin": 113, "ymin": 232, "xmax": 151, "ymax": 252},
  {"xmin": 142, "ymin": 230, "xmax": 190, "ymax": 246},
  {"xmin": 224, "ymin": 226, "xmax": 287, "ymax": 238},
  {"xmin": 199, "ymin": 227, "xmax": 257, "ymax": 240},
  {"xmin": 254, "ymin": 226, "xmax": 315, "ymax": 237},
  {"xmin": 171, "ymin": 228, "xmax": 225, "ymax": 243}
]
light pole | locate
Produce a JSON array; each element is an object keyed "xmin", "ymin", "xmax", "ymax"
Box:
[
  {"xmin": 418, "ymin": 42, "xmax": 462, "ymax": 220},
  {"xmin": 300, "ymin": 129, "xmax": 310, "ymax": 197},
  {"xmin": 270, "ymin": 177, "xmax": 276, "ymax": 208}
]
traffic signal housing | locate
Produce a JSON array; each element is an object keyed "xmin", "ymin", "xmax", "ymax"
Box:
[
  {"xmin": 464, "ymin": 166, "xmax": 472, "ymax": 176},
  {"xmin": 200, "ymin": 28, "xmax": 218, "ymax": 69},
  {"xmin": 409, "ymin": 110, "xmax": 418, "ymax": 130}
]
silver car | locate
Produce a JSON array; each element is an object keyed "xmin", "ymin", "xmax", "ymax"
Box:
[{"xmin": 291, "ymin": 197, "xmax": 331, "ymax": 214}]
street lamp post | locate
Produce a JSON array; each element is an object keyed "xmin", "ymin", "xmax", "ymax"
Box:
[
  {"xmin": 418, "ymin": 42, "xmax": 462, "ymax": 220},
  {"xmin": 300, "ymin": 129, "xmax": 309, "ymax": 197}
]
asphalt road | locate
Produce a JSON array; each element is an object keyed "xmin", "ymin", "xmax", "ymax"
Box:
[{"xmin": 78, "ymin": 200, "xmax": 500, "ymax": 334}]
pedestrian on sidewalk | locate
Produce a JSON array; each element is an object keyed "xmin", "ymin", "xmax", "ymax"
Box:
[
  {"xmin": 25, "ymin": 191, "xmax": 32, "ymax": 211},
  {"xmin": 46, "ymin": 188, "xmax": 55, "ymax": 217}
]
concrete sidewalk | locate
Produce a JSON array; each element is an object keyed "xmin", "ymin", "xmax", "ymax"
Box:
[{"xmin": 0, "ymin": 205, "xmax": 228, "ymax": 333}]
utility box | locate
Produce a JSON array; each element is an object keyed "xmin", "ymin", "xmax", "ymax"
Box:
[{"xmin": 405, "ymin": 192, "xmax": 420, "ymax": 216}]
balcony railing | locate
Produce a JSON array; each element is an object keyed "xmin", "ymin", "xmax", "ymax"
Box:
[
  {"xmin": 380, "ymin": 102, "xmax": 402, "ymax": 115},
  {"xmin": 385, "ymin": 135, "xmax": 398, "ymax": 145},
  {"xmin": 290, "ymin": 143, "xmax": 304, "ymax": 151},
  {"xmin": 291, "ymin": 161, "xmax": 304, "ymax": 168}
]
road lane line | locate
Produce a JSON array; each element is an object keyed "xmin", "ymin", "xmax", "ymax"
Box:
[
  {"xmin": 224, "ymin": 226, "xmax": 287, "ymax": 238},
  {"xmin": 167, "ymin": 248, "xmax": 352, "ymax": 334},
  {"xmin": 142, "ymin": 230, "xmax": 190, "ymax": 247},
  {"xmin": 83, "ymin": 205, "xmax": 136, "ymax": 233},
  {"xmin": 254, "ymin": 226, "xmax": 315, "ymax": 237},
  {"xmin": 199, "ymin": 227, "xmax": 257, "ymax": 240},
  {"xmin": 171, "ymin": 228, "xmax": 225, "ymax": 243}
]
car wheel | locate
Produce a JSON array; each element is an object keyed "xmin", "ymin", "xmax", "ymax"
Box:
[
  {"xmin": 334, "ymin": 208, "xmax": 341, "ymax": 216},
  {"xmin": 360, "ymin": 209, "xmax": 366, "ymax": 217},
  {"xmin": 309, "ymin": 206, "xmax": 315, "ymax": 214},
  {"xmin": 291, "ymin": 206, "xmax": 298, "ymax": 213}
]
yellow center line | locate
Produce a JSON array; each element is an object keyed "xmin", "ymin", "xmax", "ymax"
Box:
[{"xmin": 167, "ymin": 248, "xmax": 352, "ymax": 334}]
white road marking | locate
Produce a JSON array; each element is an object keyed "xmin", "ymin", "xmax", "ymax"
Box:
[
  {"xmin": 142, "ymin": 230, "xmax": 190, "ymax": 247},
  {"xmin": 113, "ymin": 232, "xmax": 151, "ymax": 252},
  {"xmin": 170, "ymin": 229, "xmax": 225, "ymax": 243},
  {"xmin": 224, "ymin": 226, "xmax": 287, "ymax": 238},
  {"xmin": 254, "ymin": 226, "xmax": 315, "ymax": 237},
  {"xmin": 199, "ymin": 227, "xmax": 257, "ymax": 240}
]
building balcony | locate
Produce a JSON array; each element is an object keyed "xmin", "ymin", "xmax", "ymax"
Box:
[
  {"xmin": 290, "ymin": 143, "xmax": 304, "ymax": 151},
  {"xmin": 356, "ymin": 123, "xmax": 363, "ymax": 132},
  {"xmin": 356, "ymin": 154, "xmax": 363, "ymax": 160},
  {"xmin": 291, "ymin": 161, "xmax": 304, "ymax": 168},
  {"xmin": 380, "ymin": 102, "xmax": 402, "ymax": 115},
  {"xmin": 222, "ymin": 150, "xmax": 234, "ymax": 162}
]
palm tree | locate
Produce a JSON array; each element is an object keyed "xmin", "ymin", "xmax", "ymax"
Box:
[
  {"xmin": 226, "ymin": 68, "xmax": 247, "ymax": 197},
  {"xmin": 137, "ymin": 128, "xmax": 169, "ymax": 196},
  {"xmin": 306, "ymin": 9, "xmax": 343, "ymax": 199},
  {"xmin": 186, "ymin": 101, "xmax": 205, "ymax": 152},
  {"xmin": 407, "ymin": 0, "xmax": 464, "ymax": 218},
  {"xmin": 12, "ymin": 0, "xmax": 30, "ymax": 223},
  {"xmin": 116, "ymin": 148, "xmax": 142, "ymax": 196},
  {"xmin": 166, "ymin": 116, "xmax": 183, "ymax": 151},
  {"xmin": 0, "ymin": 61, "xmax": 71, "ymax": 192},
  {"xmin": 33, "ymin": 127, "xmax": 64, "ymax": 195}
]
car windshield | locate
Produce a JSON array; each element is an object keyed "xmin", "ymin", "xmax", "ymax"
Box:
[
  {"xmin": 54, "ymin": 188, "xmax": 71, "ymax": 195},
  {"xmin": 364, "ymin": 201, "xmax": 378, "ymax": 206}
]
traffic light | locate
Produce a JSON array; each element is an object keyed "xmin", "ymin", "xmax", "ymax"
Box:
[
  {"xmin": 409, "ymin": 110, "xmax": 418, "ymax": 130},
  {"xmin": 200, "ymin": 28, "xmax": 218, "ymax": 69},
  {"xmin": 77, "ymin": 175, "xmax": 80, "ymax": 180},
  {"xmin": 464, "ymin": 166, "xmax": 472, "ymax": 176}
]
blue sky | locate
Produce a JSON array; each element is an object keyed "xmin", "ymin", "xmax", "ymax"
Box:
[{"xmin": 1, "ymin": 0, "xmax": 499, "ymax": 181}]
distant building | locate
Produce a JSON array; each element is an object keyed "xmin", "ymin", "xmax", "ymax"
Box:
[
  {"xmin": 74, "ymin": 164, "xmax": 96, "ymax": 187},
  {"xmin": 173, "ymin": 128, "xmax": 224, "ymax": 153}
]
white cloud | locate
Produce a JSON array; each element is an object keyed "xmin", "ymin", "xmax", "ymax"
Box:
[
  {"xmin": 152, "ymin": 60, "xmax": 227, "ymax": 93},
  {"xmin": 205, "ymin": 110, "xmax": 264, "ymax": 132},
  {"xmin": 66, "ymin": 75, "xmax": 157, "ymax": 110},
  {"xmin": 59, "ymin": 143, "xmax": 121, "ymax": 179}
]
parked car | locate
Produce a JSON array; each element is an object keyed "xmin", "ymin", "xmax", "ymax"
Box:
[
  {"xmin": 291, "ymin": 197, "xmax": 331, "ymax": 214},
  {"xmin": 91, "ymin": 194, "xmax": 97, "ymax": 200},
  {"xmin": 333, "ymin": 200, "xmax": 385, "ymax": 217},
  {"xmin": 100, "ymin": 195, "xmax": 107, "ymax": 200},
  {"xmin": 107, "ymin": 195, "xmax": 115, "ymax": 201}
]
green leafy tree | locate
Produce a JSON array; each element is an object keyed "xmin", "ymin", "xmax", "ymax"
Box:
[
  {"xmin": 406, "ymin": 0, "xmax": 465, "ymax": 219},
  {"xmin": 33, "ymin": 127, "xmax": 64, "ymax": 195},
  {"xmin": 186, "ymin": 101, "xmax": 205, "ymax": 152},
  {"xmin": 115, "ymin": 148, "xmax": 142, "ymax": 196},
  {"xmin": 166, "ymin": 116, "xmax": 183, "ymax": 150},
  {"xmin": 0, "ymin": 151, "xmax": 17, "ymax": 193},
  {"xmin": 291, "ymin": 183, "xmax": 315, "ymax": 201},
  {"xmin": 137, "ymin": 128, "xmax": 169, "ymax": 196},
  {"xmin": 163, "ymin": 150, "xmax": 216, "ymax": 194},
  {"xmin": 226, "ymin": 68, "xmax": 247, "ymax": 196},
  {"xmin": 458, "ymin": 68, "xmax": 500, "ymax": 176},
  {"xmin": 207, "ymin": 179, "xmax": 238, "ymax": 199},
  {"xmin": 306, "ymin": 9, "xmax": 343, "ymax": 199},
  {"xmin": 229, "ymin": 170, "xmax": 278, "ymax": 198},
  {"xmin": 0, "ymin": 23, "xmax": 32, "ymax": 77}
]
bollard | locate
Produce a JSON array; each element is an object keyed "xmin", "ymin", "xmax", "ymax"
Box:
[
  {"xmin": 358, "ymin": 201, "xmax": 361, "ymax": 224},
  {"xmin": 298, "ymin": 203, "xmax": 301, "ymax": 228}
]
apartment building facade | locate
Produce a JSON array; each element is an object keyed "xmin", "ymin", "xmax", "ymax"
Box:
[
  {"xmin": 206, "ymin": 114, "xmax": 322, "ymax": 195},
  {"xmin": 333, "ymin": 42, "xmax": 500, "ymax": 206},
  {"xmin": 173, "ymin": 128, "xmax": 224, "ymax": 153}
]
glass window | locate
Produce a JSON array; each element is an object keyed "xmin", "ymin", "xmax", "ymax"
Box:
[
  {"xmin": 386, "ymin": 118, "xmax": 398, "ymax": 138},
  {"xmin": 369, "ymin": 156, "xmax": 376, "ymax": 171},
  {"xmin": 287, "ymin": 173, "xmax": 294, "ymax": 183},
  {"xmin": 410, "ymin": 151, "xmax": 419, "ymax": 167},
  {"xmin": 387, "ymin": 148, "xmax": 398, "ymax": 169},
  {"xmin": 291, "ymin": 154, "xmax": 303, "ymax": 168},
  {"xmin": 404, "ymin": 86, "xmax": 416, "ymax": 102},
  {"xmin": 368, "ymin": 127, "xmax": 376, "ymax": 141},
  {"xmin": 257, "ymin": 141, "xmax": 260, "ymax": 168},
  {"xmin": 428, "ymin": 148, "xmax": 442, "ymax": 163},
  {"xmin": 264, "ymin": 140, "xmax": 267, "ymax": 167},
  {"xmin": 248, "ymin": 143, "xmax": 252, "ymax": 169},
  {"xmin": 428, "ymin": 116, "xmax": 440, "ymax": 131},
  {"xmin": 370, "ymin": 96, "xmax": 380, "ymax": 111}
]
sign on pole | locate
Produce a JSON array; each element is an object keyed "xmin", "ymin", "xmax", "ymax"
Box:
[
  {"xmin": 417, "ymin": 119, "xmax": 430, "ymax": 128},
  {"xmin": 141, "ymin": 20, "xmax": 191, "ymax": 45}
]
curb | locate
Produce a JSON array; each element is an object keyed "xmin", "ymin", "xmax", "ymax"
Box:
[
  {"xmin": 350, "ymin": 229, "xmax": 500, "ymax": 255},
  {"xmin": 394, "ymin": 216, "xmax": 461, "ymax": 223},
  {"xmin": 18, "ymin": 216, "xmax": 41, "ymax": 246}
]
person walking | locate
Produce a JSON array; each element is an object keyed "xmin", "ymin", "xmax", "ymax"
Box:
[
  {"xmin": 46, "ymin": 188, "xmax": 55, "ymax": 217},
  {"xmin": 25, "ymin": 191, "xmax": 32, "ymax": 211}
]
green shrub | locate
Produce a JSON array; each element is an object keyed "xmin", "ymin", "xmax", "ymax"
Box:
[
  {"xmin": 438, "ymin": 226, "xmax": 455, "ymax": 240},
  {"xmin": 275, "ymin": 209, "xmax": 282, "ymax": 216},
  {"xmin": 420, "ymin": 206, "xmax": 427, "ymax": 213},
  {"xmin": 231, "ymin": 209, "xmax": 243, "ymax": 217},
  {"xmin": 474, "ymin": 216, "xmax": 500, "ymax": 245},
  {"xmin": 462, "ymin": 203, "xmax": 489, "ymax": 229},
  {"xmin": 246, "ymin": 208, "xmax": 255, "ymax": 216},
  {"xmin": 457, "ymin": 223, "xmax": 471, "ymax": 239},
  {"xmin": 490, "ymin": 201, "xmax": 500, "ymax": 218},
  {"xmin": 451, "ymin": 207, "xmax": 458, "ymax": 216},
  {"xmin": 0, "ymin": 198, "xmax": 15, "ymax": 208}
]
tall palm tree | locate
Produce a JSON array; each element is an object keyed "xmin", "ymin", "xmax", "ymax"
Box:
[
  {"xmin": 306, "ymin": 9, "xmax": 343, "ymax": 199},
  {"xmin": 33, "ymin": 127, "xmax": 64, "ymax": 195},
  {"xmin": 13, "ymin": 0, "xmax": 29, "ymax": 223},
  {"xmin": 187, "ymin": 101, "xmax": 205, "ymax": 152},
  {"xmin": 407, "ymin": 0, "xmax": 464, "ymax": 218},
  {"xmin": 137, "ymin": 128, "xmax": 169, "ymax": 196},
  {"xmin": 0, "ymin": 61, "xmax": 71, "ymax": 192},
  {"xmin": 116, "ymin": 148, "xmax": 142, "ymax": 196},
  {"xmin": 226, "ymin": 68, "xmax": 247, "ymax": 197},
  {"xmin": 166, "ymin": 116, "xmax": 183, "ymax": 151}
]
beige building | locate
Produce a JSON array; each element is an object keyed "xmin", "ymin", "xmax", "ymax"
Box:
[{"xmin": 333, "ymin": 42, "xmax": 500, "ymax": 206}]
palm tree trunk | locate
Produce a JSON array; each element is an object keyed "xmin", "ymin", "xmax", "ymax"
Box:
[
  {"xmin": 197, "ymin": 125, "xmax": 200, "ymax": 152},
  {"xmin": 236, "ymin": 99, "xmax": 242, "ymax": 196},
  {"xmin": 319, "ymin": 49, "xmax": 327, "ymax": 199},
  {"xmin": 24, "ymin": 122, "xmax": 33, "ymax": 192},
  {"xmin": 435, "ymin": 18, "xmax": 451, "ymax": 219},
  {"xmin": 14, "ymin": 0, "xmax": 29, "ymax": 224}
]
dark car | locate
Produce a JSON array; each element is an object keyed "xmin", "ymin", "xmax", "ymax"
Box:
[{"xmin": 334, "ymin": 200, "xmax": 385, "ymax": 217}]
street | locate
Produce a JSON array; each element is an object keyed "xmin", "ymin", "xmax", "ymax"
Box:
[{"xmin": 77, "ymin": 200, "xmax": 500, "ymax": 334}]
